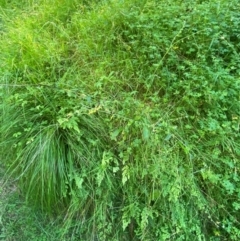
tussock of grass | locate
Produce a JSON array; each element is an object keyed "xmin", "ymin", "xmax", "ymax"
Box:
[{"xmin": 1, "ymin": 0, "xmax": 240, "ymax": 240}]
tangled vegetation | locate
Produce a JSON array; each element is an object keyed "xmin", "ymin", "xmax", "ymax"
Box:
[{"xmin": 0, "ymin": 0, "xmax": 240, "ymax": 240}]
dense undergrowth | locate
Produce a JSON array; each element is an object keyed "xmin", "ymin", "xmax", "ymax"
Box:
[{"xmin": 0, "ymin": 0, "xmax": 240, "ymax": 240}]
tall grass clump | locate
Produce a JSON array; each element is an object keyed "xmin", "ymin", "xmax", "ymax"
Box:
[{"xmin": 1, "ymin": 0, "xmax": 240, "ymax": 240}]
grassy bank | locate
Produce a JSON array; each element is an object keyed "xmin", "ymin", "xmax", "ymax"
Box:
[{"xmin": 1, "ymin": 0, "xmax": 240, "ymax": 240}]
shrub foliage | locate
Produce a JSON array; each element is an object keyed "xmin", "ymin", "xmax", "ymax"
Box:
[{"xmin": 1, "ymin": 0, "xmax": 240, "ymax": 240}]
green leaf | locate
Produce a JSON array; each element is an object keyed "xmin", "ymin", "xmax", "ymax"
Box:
[{"xmin": 142, "ymin": 126, "xmax": 150, "ymax": 141}]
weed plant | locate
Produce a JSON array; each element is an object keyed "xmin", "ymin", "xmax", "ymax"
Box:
[{"xmin": 0, "ymin": 0, "xmax": 240, "ymax": 240}]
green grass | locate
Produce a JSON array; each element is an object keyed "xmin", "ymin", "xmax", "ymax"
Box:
[
  {"xmin": 0, "ymin": 0, "xmax": 240, "ymax": 240},
  {"xmin": 0, "ymin": 166, "xmax": 64, "ymax": 241}
]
